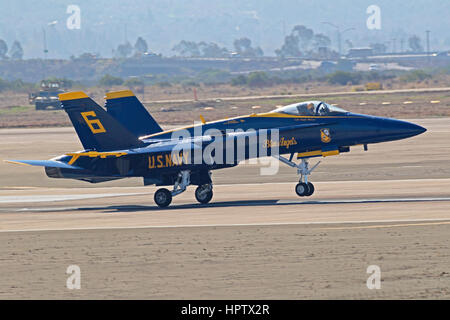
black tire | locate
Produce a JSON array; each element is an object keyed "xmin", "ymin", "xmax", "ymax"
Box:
[
  {"xmin": 295, "ymin": 183, "xmax": 308, "ymax": 197},
  {"xmin": 305, "ymin": 182, "xmax": 315, "ymax": 196},
  {"xmin": 195, "ymin": 185, "xmax": 213, "ymax": 204},
  {"xmin": 154, "ymin": 188, "xmax": 172, "ymax": 208}
]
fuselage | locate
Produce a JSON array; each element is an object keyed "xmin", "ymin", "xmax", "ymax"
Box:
[
  {"xmin": 47, "ymin": 103, "xmax": 426, "ymax": 185},
  {"xmin": 141, "ymin": 111, "xmax": 426, "ymax": 156}
]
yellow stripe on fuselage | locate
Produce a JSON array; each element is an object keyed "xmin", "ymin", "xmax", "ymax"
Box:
[
  {"xmin": 297, "ymin": 149, "xmax": 340, "ymax": 158},
  {"xmin": 297, "ymin": 150, "xmax": 322, "ymax": 158},
  {"xmin": 255, "ymin": 112, "xmax": 359, "ymax": 119},
  {"xmin": 66, "ymin": 151, "xmax": 128, "ymax": 165},
  {"xmin": 322, "ymin": 150, "xmax": 340, "ymax": 157}
]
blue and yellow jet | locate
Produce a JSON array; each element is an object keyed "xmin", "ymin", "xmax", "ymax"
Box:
[{"xmin": 8, "ymin": 90, "xmax": 426, "ymax": 207}]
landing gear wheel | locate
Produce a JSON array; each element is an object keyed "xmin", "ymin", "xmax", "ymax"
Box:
[
  {"xmin": 195, "ymin": 185, "xmax": 213, "ymax": 204},
  {"xmin": 305, "ymin": 182, "xmax": 315, "ymax": 196},
  {"xmin": 154, "ymin": 188, "xmax": 172, "ymax": 208},
  {"xmin": 295, "ymin": 183, "xmax": 309, "ymax": 197}
]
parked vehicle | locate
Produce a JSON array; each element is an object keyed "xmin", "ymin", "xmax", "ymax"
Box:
[{"xmin": 29, "ymin": 81, "xmax": 65, "ymax": 110}]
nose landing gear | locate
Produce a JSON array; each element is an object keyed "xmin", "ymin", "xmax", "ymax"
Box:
[
  {"xmin": 154, "ymin": 170, "xmax": 191, "ymax": 208},
  {"xmin": 295, "ymin": 182, "xmax": 315, "ymax": 197},
  {"xmin": 274, "ymin": 155, "xmax": 320, "ymax": 197}
]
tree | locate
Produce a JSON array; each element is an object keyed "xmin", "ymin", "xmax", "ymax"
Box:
[
  {"xmin": 327, "ymin": 71, "xmax": 361, "ymax": 85},
  {"xmin": 0, "ymin": 40, "xmax": 7, "ymax": 59},
  {"xmin": 231, "ymin": 75, "xmax": 247, "ymax": 86},
  {"xmin": 172, "ymin": 40, "xmax": 200, "ymax": 57},
  {"xmin": 172, "ymin": 40, "xmax": 228, "ymax": 57},
  {"xmin": 116, "ymin": 41, "xmax": 133, "ymax": 58},
  {"xmin": 400, "ymin": 70, "xmax": 432, "ymax": 82},
  {"xmin": 246, "ymin": 72, "xmax": 270, "ymax": 87},
  {"xmin": 197, "ymin": 69, "xmax": 231, "ymax": 84},
  {"xmin": 198, "ymin": 42, "xmax": 229, "ymax": 58},
  {"xmin": 253, "ymin": 47, "xmax": 264, "ymax": 57},
  {"xmin": 124, "ymin": 77, "xmax": 144, "ymax": 88},
  {"xmin": 275, "ymin": 34, "xmax": 301, "ymax": 57},
  {"xmin": 292, "ymin": 25, "xmax": 314, "ymax": 51},
  {"xmin": 276, "ymin": 25, "xmax": 317, "ymax": 57},
  {"xmin": 408, "ymin": 35, "xmax": 423, "ymax": 53},
  {"xmin": 233, "ymin": 37, "xmax": 263, "ymax": 57},
  {"xmin": 134, "ymin": 37, "xmax": 148, "ymax": 55},
  {"xmin": 9, "ymin": 41, "xmax": 23, "ymax": 60},
  {"xmin": 313, "ymin": 33, "xmax": 331, "ymax": 50}
]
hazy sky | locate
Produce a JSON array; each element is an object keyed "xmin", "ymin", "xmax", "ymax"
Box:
[{"xmin": 1, "ymin": 0, "xmax": 449, "ymax": 58}]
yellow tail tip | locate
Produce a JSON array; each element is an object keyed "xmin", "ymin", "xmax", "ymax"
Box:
[
  {"xmin": 58, "ymin": 91, "xmax": 89, "ymax": 101},
  {"xmin": 105, "ymin": 90, "xmax": 135, "ymax": 100}
]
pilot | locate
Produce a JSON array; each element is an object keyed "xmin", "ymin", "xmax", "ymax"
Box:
[
  {"xmin": 306, "ymin": 103, "xmax": 315, "ymax": 115},
  {"xmin": 296, "ymin": 102, "xmax": 315, "ymax": 115}
]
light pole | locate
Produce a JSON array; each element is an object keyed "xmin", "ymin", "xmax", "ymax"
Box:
[
  {"xmin": 426, "ymin": 30, "xmax": 431, "ymax": 63},
  {"xmin": 322, "ymin": 22, "xmax": 355, "ymax": 57},
  {"xmin": 42, "ymin": 27, "xmax": 48, "ymax": 60},
  {"xmin": 43, "ymin": 21, "xmax": 57, "ymax": 59}
]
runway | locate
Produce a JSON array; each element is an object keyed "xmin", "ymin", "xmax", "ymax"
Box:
[
  {"xmin": 0, "ymin": 117, "xmax": 449, "ymax": 299},
  {"xmin": 0, "ymin": 178, "xmax": 450, "ymax": 232}
]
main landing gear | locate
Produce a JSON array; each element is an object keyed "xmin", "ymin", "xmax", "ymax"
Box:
[
  {"xmin": 153, "ymin": 170, "xmax": 213, "ymax": 208},
  {"xmin": 154, "ymin": 188, "xmax": 172, "ymax": 208},
  {"xmin": 274, "ymin": 155, "xmax": 320, "ymax": 197},
  {"xmin": 195, "ymin": 184, "xmax": 213, "ymax": 204}
]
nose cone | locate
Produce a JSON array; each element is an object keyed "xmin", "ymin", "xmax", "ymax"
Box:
[
  {"xmin": 347, "ymin": 114, "xmax": 427, "ymax": 145},
  {"xmin": 373, "ymin": 118, "xmax": 426, "ymax": 142},
  {"xmin": 392, "ymin": 120, "xmax": 426, "ymax": 138}
]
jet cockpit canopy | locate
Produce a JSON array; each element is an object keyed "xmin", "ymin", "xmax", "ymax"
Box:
[{"xmin": 271, "ymin": 101, "xmax": 348, "ymax": 116}]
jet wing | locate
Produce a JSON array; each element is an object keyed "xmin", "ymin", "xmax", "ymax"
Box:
[{"xmin": 128, "ymin": 136, "xmax": 208, "ymax": 154}]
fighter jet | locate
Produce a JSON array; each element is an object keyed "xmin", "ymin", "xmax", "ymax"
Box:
[{"xmin": 7, "ymin": 90, "xmax": 426, "ymax": 207}]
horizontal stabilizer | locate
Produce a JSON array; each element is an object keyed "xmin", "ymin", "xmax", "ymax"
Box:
[{"xmin": 5, "ymin": 160, "xmax": 82, "ymax": 169}]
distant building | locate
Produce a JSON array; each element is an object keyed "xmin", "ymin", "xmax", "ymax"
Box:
[{"xmin": 347, "ymin": 47, "xmax": 373, "ymax": 58}]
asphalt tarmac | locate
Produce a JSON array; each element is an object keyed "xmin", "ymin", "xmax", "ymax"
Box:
[{"xmin": 0, "ymin": 118, "xmax": 449, "ymax": 299}]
